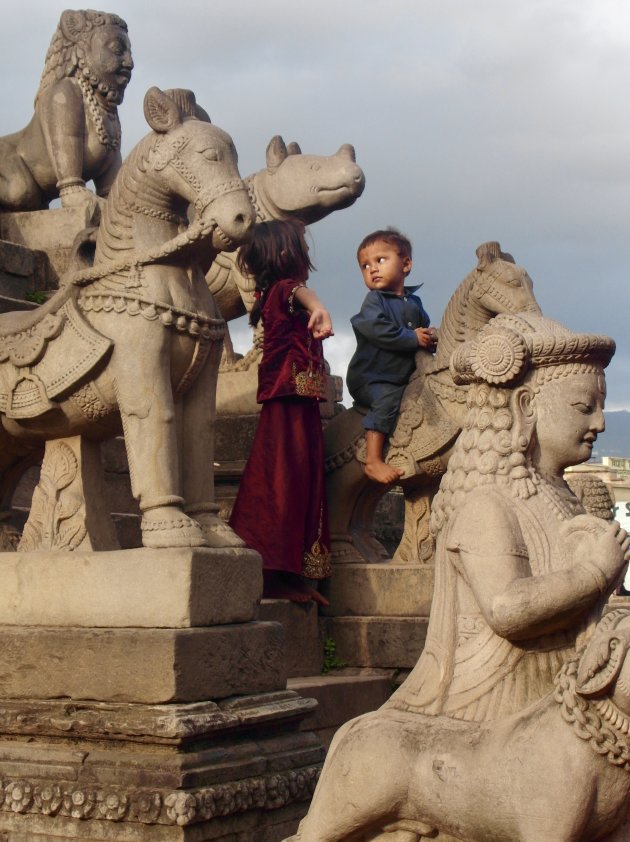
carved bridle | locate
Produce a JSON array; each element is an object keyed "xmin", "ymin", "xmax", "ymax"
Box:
[{"xmin": 153, "ymin": 132, "xmax": 246, "ymax": 217}]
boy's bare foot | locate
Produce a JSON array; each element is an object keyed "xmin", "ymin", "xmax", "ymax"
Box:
[
  {"xmin": 365, "ymin": 459, "xmax": 404, "ymax": 485},
  {"xmin": 263, "ymin": 571, "xmax": 330, "ymax": 606}
]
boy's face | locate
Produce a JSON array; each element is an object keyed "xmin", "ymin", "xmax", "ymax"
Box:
[{"xmin": 357, "ymin": 241, "xmax": 411, "ymax": 295}]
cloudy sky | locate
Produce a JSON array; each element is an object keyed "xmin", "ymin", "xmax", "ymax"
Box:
[{"xmin": 1, "ymin": 1, "xmax": 629, "ymax": 412}]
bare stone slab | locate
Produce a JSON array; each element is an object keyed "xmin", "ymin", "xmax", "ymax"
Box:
[
  {"xmin": 322, "ymin": 563, "xmax": 435, "ymax": 617},
  {"xmin": 288, "ymin": 673, "xmax": 393, "ymax": 737},
  {"xmin": 0, "ymin": 208, "xmax": 93, "ymax": 286},
  {"xmin": 0, "ymin": 547, "xmax": 262, "ymax": 628},
  {"xmin": 259, "ymin": 600, "xmax": 323, "ymax": 677},
  {"xmin": 321, "ymin": 617, "xmax": 428, "ymax": 669},
  {"xmin": 0, "ymin": 622, "xmax": 285, "ymax": 703}
]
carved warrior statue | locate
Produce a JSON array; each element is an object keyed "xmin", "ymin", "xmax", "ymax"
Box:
[
  {"xmin": 0, "ymin": 86, "xmax": 254, "ymax": 551},
  {"xmin": 0, "ymin": 9, "xmax": 132, "ymax": 213},
  {"xmin": 324, "ymin": 242, "xmax": 542, "ymax": 565},
  {"xmin": 290, "ymin": 313, "xmax": 630, "ymax": 842}
]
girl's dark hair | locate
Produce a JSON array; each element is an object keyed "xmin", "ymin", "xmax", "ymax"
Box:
[{"xmin": 237, "ymin": 219, "xmax": 314, "ymax": 326}]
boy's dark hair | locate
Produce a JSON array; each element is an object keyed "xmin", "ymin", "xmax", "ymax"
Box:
[
  {"xmin": 357, "ymin": 228, "xmax": 412, "ymax": 262},
  {"xmin": 237, "ymin": 219, "xmax": 314, "ymax": 327}
]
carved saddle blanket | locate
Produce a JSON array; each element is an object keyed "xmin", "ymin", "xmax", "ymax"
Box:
[{"xmin": 0, "ymin": 287, "xmax": 112, "ymax": 419}]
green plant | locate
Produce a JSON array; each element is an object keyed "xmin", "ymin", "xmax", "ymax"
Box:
[
  {"xmin": 25, "ymin": 290, "xmax": 48, "ymax": 305},
  {"xmin": 321, "ymin": 636, "xmax": 346, "ymax": 675}
]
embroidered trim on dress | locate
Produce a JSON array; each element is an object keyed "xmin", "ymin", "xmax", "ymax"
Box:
[
  {"xmin": 288, "ymin": 283, "xmax": 306, "ymax": 315},
  {"xmin": 303, "ymin": 506, "xmax": 331, "ymax": 579}
]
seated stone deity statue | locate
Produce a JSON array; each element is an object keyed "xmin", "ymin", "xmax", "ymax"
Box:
[
  {"xmin": 289, "ymin": 313, "xmax": 630, "ymax": 842},
  {"xmin": 0, "ymin": 9, "xmax": 132, "ymax": 213},
  {"xmin": 389, "ymin": 311, "xmax": 628, "ymax": 721}
]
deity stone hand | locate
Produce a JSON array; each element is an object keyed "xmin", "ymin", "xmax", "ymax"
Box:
[
  {"xmin": 59, "ymin": 181, "xmax": 103, "ymax": 225},
  {"xmin": 561, "ymin": 514, "xmax": 629, "ymax": 591}
]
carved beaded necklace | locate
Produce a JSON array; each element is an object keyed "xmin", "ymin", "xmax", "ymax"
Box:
[{"xmin": 76, "ymin": 73, "xmax": 121, "ymax": 152}]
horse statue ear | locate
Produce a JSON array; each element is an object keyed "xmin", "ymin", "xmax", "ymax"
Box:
[
  {"xmin": 60, "ymin": 10, "xmax": 87, "ymax": 43},
  {"xmin": 143, "ymin": 87, "xmax": 183, "ymax": 134},
  {"xmin": 266, "ymin": 136, "xmax": 288, "ymax": 172},
  {"xmin": 576, "ymin": 632, "xmax": 627, "ymax": 697}
]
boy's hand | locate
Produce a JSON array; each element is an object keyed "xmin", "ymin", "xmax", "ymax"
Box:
[
  {"xmin": 308, "ymin": 308, "xmax": 334, "ymax": 340},
  {"xmin": 415, "ymin": 327, "xmax": 438, "ymax": 351}
]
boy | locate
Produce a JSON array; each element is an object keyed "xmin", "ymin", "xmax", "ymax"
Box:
[{"xmin": 346, "ymin": 229, "xmax": 437, "ymax": 484}]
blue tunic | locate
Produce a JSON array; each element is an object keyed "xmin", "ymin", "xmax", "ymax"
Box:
[{"xmin": 346, "ymin": 286, "xmax": 430, "ymax": 435}]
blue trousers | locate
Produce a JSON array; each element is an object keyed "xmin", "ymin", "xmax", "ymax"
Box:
[{"xmin": 350, "ymin": 381, "xmax": 406, "ymax": 435}]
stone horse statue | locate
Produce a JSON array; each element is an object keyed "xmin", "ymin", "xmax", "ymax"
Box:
[
  {"xmin": 324, "ymin": 242, "xmax": 542, "ymax": 565},
  {"xmin": 0, "ymin": 86, "xmax": 254, "ymax": 551}
]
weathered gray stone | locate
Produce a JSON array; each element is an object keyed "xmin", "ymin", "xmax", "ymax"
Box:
[
  {"xmin": 322, "ymin": 563, "xmax": 434, "ymax": 617},
  {"xmin": 320, "ymin": 617, "xmax": 428, "ymax": 669},
  {"xmin": 259, "ymin": 600, "xmax": 323, "ymax": 677},
  {"xmin": 0, "ymin": 547, "xmax": 262, "ymax": 628},
  {"xmin": 0, "ymin": 692, "xmax": 323, "ymax": 841},
  {"xmin": 0, "ymin": 208, "xmax": 95, "ymax": 286},
  {"xmin": 288, "ymin": 673, "xmax": 393, "ymax": 744},
  {"xmin": 0, "ymin": 622, "xmax": 285, "ymax": 703}
]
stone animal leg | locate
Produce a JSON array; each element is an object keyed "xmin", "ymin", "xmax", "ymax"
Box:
[
  {"xmin": 180, "ymin": 335, "xmax": 244, "ymax": 548},
  {"xmin": 392, "ymin": 483, "xmax": 440, "ymax": 565},
  {"xmin": 111, "ymin": 325, "xmax": 205, "ymax": 548},
  {"xmin": 294, "ymin": 713, "xmax": 413, "ymax": 842}
]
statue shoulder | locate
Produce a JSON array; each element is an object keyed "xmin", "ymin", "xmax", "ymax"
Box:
[{"xmin": 448, "ymin": 486, "xmax": 526, "ymax": 557}]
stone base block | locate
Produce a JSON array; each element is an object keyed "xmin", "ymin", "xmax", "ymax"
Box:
[
  {"xmin": 0, "ymin": 547, "xmax": 262, "ymax": 628},
  {"xmin": 288, "ymin": 672, "xmax": 393, "ymax": 747},
  {"xmin": 0, "ymin": 622, "xmax": 286, "ymax": 703},
  {"xmin": 0, "ymin": 692, "xmax": 324, "ymax": 840},
  {"xmin": 322, "ymin": 563, "xmax": 435, "ymax": 617},
  {"xmin": 0, "ymin": 207, "xmax": 94, "ymax": 286},
  {"xmin": 259, "ymin": 600, "xmax": 323, "ymax": 677},
  {"xmin": 320, "ymin": 616, "xmax": 428, "ymax": 669}
]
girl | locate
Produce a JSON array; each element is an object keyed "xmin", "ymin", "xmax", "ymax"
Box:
[{"xmin": 229, "ymin": 219, "xmax": 334, "ymax": 604}]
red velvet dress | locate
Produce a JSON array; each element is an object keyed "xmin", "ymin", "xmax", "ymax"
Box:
[{"xmin": 229, "ymin": 280, "xmax": 332, "ymax": 580}]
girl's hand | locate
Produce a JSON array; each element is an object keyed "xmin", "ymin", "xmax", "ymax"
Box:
[{"xmin": 308, "ymin": 308, "xmax": 334, "ymax": 340}]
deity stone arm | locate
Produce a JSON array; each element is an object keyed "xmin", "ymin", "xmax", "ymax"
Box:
[
  {"xmin": 38, "ymin": 79, "xmax": 91, "ymax": 206},
  {"xmin": 94, "ymin": 150, "xmax": 122, "ymax": 198},
  {"xmin": 449, "ymin": 493, "xmax": 627, "ymax": 642}
]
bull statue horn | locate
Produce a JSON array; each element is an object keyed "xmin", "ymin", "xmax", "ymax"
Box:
[
  {"xmin": 287, "ymin": 142, "xmax": 302, "ymax": 155},
  {"xmin": 266, "ymin": 135, "xmax": 288, "ymax": 172},
  {"xmin": 337, "ymin": 144, "xmax": 356, "ymax": 162}
]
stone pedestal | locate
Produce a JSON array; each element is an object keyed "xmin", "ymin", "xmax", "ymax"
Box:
[{"xmin": 0, "ymin": 548, "xmax": 325, "ymax": 840}]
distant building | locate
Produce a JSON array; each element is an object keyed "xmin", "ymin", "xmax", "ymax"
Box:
[{"xmin": 566, "ymin": 457, "xmax": 630, "ymax": 588}]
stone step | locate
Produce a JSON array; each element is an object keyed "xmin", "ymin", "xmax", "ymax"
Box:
[
  {"xmin": 322, "ymin": 562, "xmax": 434, "ymax": 617},
  {"xmin": 0, "ymin": 621, "xmax": 286, "ymax": 704},
  {"xmin": 0, "ymin": 206, "xmax": 94, "ymax": 286},
  {"xmin": 288, "ymin": 672, "xmax": 394, "ymax": 747},
  {"xmin": 320, "ymin": 616, "xmax": 428, "ymax": 669},
  {"xmin": 0, "ymin": 238, "xmax": 47, "ymax": 299},
  {"xmin": 259, "ymin": 599, "xmax": 323, "ymax": 677},
  {"xmin": 0, "ymin": 547, "xmax": 261, "ymax": 628}
]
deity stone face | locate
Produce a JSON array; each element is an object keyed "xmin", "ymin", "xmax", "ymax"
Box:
[
  {"xmin": 532, "ymin": 370, "xmax": 606, "ymax": 477},
  {"xmin": 84, "ymin": 25, "xmax": 133, "ymax": 96}
]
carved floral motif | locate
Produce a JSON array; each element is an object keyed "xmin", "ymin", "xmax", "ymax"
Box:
[{"xmin": 0, "ymin": 766, "xmax": 320, "ymax": 827}]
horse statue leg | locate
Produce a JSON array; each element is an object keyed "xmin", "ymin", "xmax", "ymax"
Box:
[
  {"xmin": 179, "ymin": 328, "xmax": 245, "ymax": 548},
  {"xmin": 106, "ymin": 316, "xmax": 206, "ymax": 549}
]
